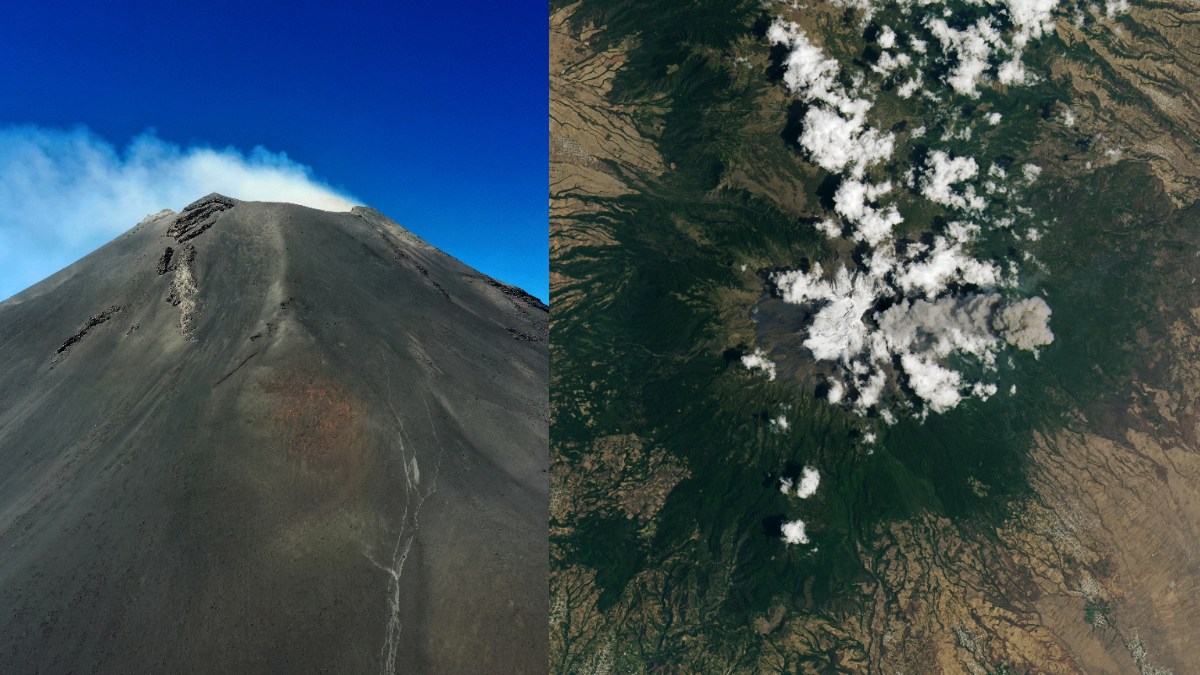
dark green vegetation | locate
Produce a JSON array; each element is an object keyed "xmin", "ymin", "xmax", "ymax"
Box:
[
  {"xmin": 552, "ymin": 0, "xmax": 1196, "ymax": 668},
  {"xmin": 1085, "ymin": 598, "xmax": 1111, "ymax": 626},
  {"xmin": 0, "ymin": 196, "xmax": 548, "ymax": 673}
]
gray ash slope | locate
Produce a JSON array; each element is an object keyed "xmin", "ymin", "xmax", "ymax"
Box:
[{"xmin": 0, "ymin": 195, "xmax": 548, "ymax": 674}]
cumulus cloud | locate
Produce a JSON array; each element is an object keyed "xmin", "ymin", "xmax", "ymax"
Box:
[
  {"xmin": 775, "ymin": 263, "xmax": 885, "ymax": 362},
  {"xmin": 827, "ymin": 378, "xmax": 846, "ymax": 404},
  {"xmin": 759, "ymin": 3, "xmax": 1058, "ymax": 418},
  {"xmin": 900, "ymin": 353, "xmax": 965, "ymax": 412},
  {"xmin": 1106, "ymin": 0, "xmax": 1130, "ymax": 17},
  {"xmin": 1003, "ymin": 0, "xmax": 1059, "ymax": 44},
  {"xmin": 897, "ymin": 76, "xmax": 923, "ymax": 99},
  {"xmin": 872, "ymin": 50, "xmax": 912, "ymax": 76},
  {"xmin": 796, "ymin": 466, "xmax": 821, "ymax": 498},
  {"xmin": 997, "ymin": 57, "xmax": 1029, "ymax": 86},
  {"xmin": 814, "ymin": 218, "xmax": 843, "ymax": 239},
  {"xmin": 768, "ymin": 21, "xmax": 845, "ymax": 108},
  {"xmin": 834, "ymin": 180, "xmax": 904, "ymax": 245},
  {"xmin": 928, "ymin": 17, "xmax": 1006, "ymax": 97},
  {"xmin": 877, "ymin": 26, "xmax": 897, "ymax": 49},
  {"xmin": 742, "ymin": 348, "xmax": 778, "ymax": 380},
  {"xmin": 778, "ymin": 466, "xmax": 822, "ymax": 499},
  {"xmin": 920, "ymin": 151, "xmax": 985, "ymax": 212},
  {"xmin": 781, "ymin": 519, "xmax": 810, "ymax": 545},
  {"xmin": 769, "ymin": 21, "xmax": 895, "ymax": 179},
  {"xmin": 923, "ymin": 0, "xmax": 1057, "ymax": 97},
  {"xmin": 779, "ymin": 476, "xmax": 794, "ymax": 494},
  {"xmin": 893, "ymin": 236, "xmax": 1000, "ymax": 297},
  {"xmin": 799, "ymin": 108, "xmax": 895, "ymax": 178},
  {"xmin": 765, "ymin": 165, "xmax": 1050, "ymax": 416},
  {"xmin": 811, "ymin": 0, "xmax": 1060, "ymax": 99},
  {"xmin": 0, "ymin": 125, "xmax": 356, "ymax": 301},
  {"xmin": 772, "ymin": 254, "xmax": 1047, "ymax": 413}
]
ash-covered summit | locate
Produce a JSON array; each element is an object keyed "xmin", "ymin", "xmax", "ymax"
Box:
[{"xmin": 0, "ymin": 194, "xmax": 548, "ymax": 673}]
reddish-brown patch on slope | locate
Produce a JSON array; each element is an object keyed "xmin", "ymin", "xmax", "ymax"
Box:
[{"xmin": 262, "ymin": 370, "xmax": 366, "ymax": 466}]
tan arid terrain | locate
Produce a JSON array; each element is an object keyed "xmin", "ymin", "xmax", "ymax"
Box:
[
  {"xmin": 1057, "ymin": 3, "xmax": 1200, "ymax": 207},
  {"xmin": 550, "ymin": 3, "xmax": 664, "ymax": 318}
]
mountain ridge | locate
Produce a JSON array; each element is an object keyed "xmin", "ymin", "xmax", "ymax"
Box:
[{"xmin": 0, "ymin": 193, "xmax": 548, "ymax": 673}]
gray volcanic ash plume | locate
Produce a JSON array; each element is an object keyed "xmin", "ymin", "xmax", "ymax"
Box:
[{"xmin": 0, "ymin": 195, "xmax": 548, "ymax": 673}]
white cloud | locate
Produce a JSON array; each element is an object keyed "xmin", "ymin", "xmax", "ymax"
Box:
[
  {"xmin": 834, "ymin": 179, "xmax": 904, "ymax": 245},
  {"xmin": 815, "ymin": 218, "xmax": 843, "ymax": 239},
  {"xmin": 742, "ymin": 348, "xmax": 778, "ymax": 380},
  {"xmin": 781, "ymin": 519, "xmax": 810, "ymax": 545},
  {"xmin": 0, "ymin": 125, "xmax": 356, "ymax": 301},
  {"xmin": 857, "ymin": 368, "xmax": 888, "ymax": 410},
  {"xmin": 769, "ymin": 22, "xmax": 845, "ymax": 109},
  {"xmin": 872, "ymin": 50, "xmax": 912, "ymax": 76},
  {"xmin": 924, "ymin": 0, "xmax": 1057, "ymax": 97},
  {"xmin": 1002, "ymin": 0, "xmax": 1059, "ymax": 45},
  {"xmin": 770, "ymin": 20, "xmax": 895, "ymax": 179},
  {"xmin": 928, "ymin": 17, "xmax": 1005, "ymax": 97},
  {"xmin": 920, "ymin": 151, "xmax": 985, "ymax": 211},
  {"xmin": 775, "ymin": 263, "xmax": 885, "ymax": 362},
  {"xmin": 877, "ymin": 26, "xmax": 897, "ymax": 50},
  {"xmin": 771, "ymin": 249, "xmax": 1049, "ymax": 415},
  {"xmin": 893, "ymin": 236, "xmax": 1000, "ymax": 296},
  {"xmin": 832, "ymin": 0, "xmax": 879, "ymax": 17},
  {"xmin": 758, "ymin": 4, "xmax": 1059, "ymax": 419},
  {"xmin": 827, "ymin": 377, "xmax": 846, "ymax": 404},
  {"xmin": 897, "ymin": 76, "xmax": 923, "ymax": 99},
  {"xmin": 972, "ymin": 381, "xmax": 999, "ymax": 399},
  {"xmin": 900, "ymin": 353, "xmax": 964, "ymax": 412},
  {"xmin": 799, "ymin": 107, "xmax": 895, "ymax": 178},
  {"xmin": 796, "ymin": 466, "xmax": 821, "ymax": 498},
  {"xmin": 997, "ymin": 56, "xmax": 1029, "ymax": 86}
]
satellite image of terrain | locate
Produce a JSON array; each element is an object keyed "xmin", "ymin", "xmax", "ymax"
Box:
[
  {"xmin": 0, "ymin": 195, "xmax": 548, "ymax": 673},
  {"xmin": 551, "ymin": 0, "xmax": 1200, "ymax": 671}
]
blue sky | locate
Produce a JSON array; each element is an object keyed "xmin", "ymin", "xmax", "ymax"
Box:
[{"xmin": 0, "ymin": 0, "xmax": 547, "ymax": 301}]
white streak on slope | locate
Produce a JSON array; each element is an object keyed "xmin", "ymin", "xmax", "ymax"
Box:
[{"xmin": 372, "ymin": 353, "xmax": 446, "ymax": 674}]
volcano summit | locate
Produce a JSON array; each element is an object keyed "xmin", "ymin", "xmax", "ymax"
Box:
[{"xmin": 0, "ymin": 194, "xmax": 548, "ymax": 673}]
